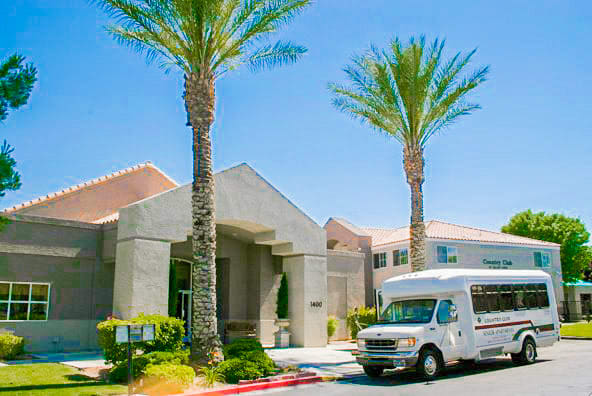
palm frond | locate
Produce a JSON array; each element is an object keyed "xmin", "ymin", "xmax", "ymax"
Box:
[
  {"xmin": 247, "ymin": 41, "xmax": 307, "ymax": 72},
  {"xmin": 329, "ymin": 36, "xmax": 488, "ymax": 149},
  {"xmin": 94, "ymin": 0, "xmax": 310, "ymax": 78}
]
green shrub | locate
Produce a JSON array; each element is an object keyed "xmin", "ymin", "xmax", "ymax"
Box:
[
  {"xmin": 243, "ymin": 350, "xmax": 275, "ymax": 376},
  {"xmin": 96, "ymin": 313, "xmax": 185, "ymax": 365},
  {"xmin": 0, "ymin": 333, "xmax": 24, "ymax": 360},
  {"xmin": 223, "ymin": 338, "xmax": 263, "ymax": 359},
  {"xmin": 217, "ymin": 358, "xmax": 262, "ymax": 384},
  {"xmin": 346, "ymin": 306, "xmax": 376, "ymax": 339},
  {"xmin": 327, "ymin": 316, "xmax": 339, "ymax": 338},
  {"xmin": 276, "ymin": 273, "xmax": 289, "ymax": 319},
  {"xmin": 109, "ymin": 350, "xmax": 190, "ymax": 383},
  {"xmin": 199, "ymin": 364, "xmax": 225, "ymax": 388},
  {"xmin": 142, "ymin": 363, "xmax": 195, "ymax": 395}
]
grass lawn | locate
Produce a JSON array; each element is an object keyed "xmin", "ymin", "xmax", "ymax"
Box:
[
  {"xmin": 0, "ymin": 363, "xmax": 127, "ymax": 396},
  {"xmin": 560, "ymin": 322, "xmax": 592, "ymax": 337}
]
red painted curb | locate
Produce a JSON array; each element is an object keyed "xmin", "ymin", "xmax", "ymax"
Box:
[{"xmin": 176, "ymin": 376, "xmax": 323, "ymax": 395}]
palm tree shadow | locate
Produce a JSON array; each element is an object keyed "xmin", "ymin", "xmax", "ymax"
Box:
[{"xmin": 342, "ymin": 357, "xmax": 552, "ymax": 388}]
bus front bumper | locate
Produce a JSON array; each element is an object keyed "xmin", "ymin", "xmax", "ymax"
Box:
[{"xmin": 353, "ymin": 350, "xmax": 418, "ymax": 368}]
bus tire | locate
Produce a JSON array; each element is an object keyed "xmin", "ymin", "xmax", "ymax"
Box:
[
  {"xmin": 512, "ymin": 338, "xmax": 537, "ymax": 365},
  {"xmin": 417, "ymin": 349, "xmax": 442, "ymax": 380},
  {"xmin": 363, "ymin": 365, "xmax": 384, "ymax": 378}
]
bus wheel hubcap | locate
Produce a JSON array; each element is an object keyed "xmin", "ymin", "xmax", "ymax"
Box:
[
  {"xmin": 424, "ymin": 356, "xmax": 437, "ymax": 375},
  {"xmin": 526, "ymin": 344, "xmax": 535, "ymax": 361}
]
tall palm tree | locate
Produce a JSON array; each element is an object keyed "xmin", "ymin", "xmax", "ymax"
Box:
[
  {"xmin": 95, "ymin": 0, "xmax": 311, "ymax": 362},
  {"xmin": 329, "ymin": 36, "xmax": 488, "ymax": 272}
]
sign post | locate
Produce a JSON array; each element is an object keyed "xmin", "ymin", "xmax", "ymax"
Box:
[{"xmin": 115, "ymin": 324, "xmax": 156, "ymax": 396}]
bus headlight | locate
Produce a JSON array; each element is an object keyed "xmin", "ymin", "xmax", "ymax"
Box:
[
  {"xmin": 399, "ymin": 337, "xmax": 416, "ymax": 347},
  {"xmin": 357, "ymin": 339, "xmax": 366, "ymax": 348}
]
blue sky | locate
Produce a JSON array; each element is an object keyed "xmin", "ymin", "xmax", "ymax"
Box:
[{"xmin": 2, "ymin": 1, "xmax": 591, "ymax": 234}]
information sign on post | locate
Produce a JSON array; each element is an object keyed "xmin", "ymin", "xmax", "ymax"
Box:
[
  {"xmin": 142, "ymin": 324, "xmax": 155, "ymax": 341},
  {"xmin": 115, "ymin": 325, "xmax": 129, "ymax": 344},
  {"xmin": 114, "ymin": 324, "xmax": 156, "ymax": 396},
  {"xmin": 129, "ymin": 325, "xmax": 143, "ymax": 343}
]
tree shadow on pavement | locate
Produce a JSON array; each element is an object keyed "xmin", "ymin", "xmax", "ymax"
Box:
[{"xmin": 341, "ymin": 357, "xmax": 552, "ymax": 388}]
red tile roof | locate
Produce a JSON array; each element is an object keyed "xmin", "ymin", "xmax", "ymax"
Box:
[
  {"xmin": 358, "ymin": 220, "xmax": 560, "ymax": 248},
  {"xmin": 3, "ymin": 162, "xmax": 178, "ymax": 224}
]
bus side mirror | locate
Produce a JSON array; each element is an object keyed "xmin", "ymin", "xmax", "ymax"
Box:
[{"xmin": 448, "ymin": 305, "xmax": 458, "ymax": 322}]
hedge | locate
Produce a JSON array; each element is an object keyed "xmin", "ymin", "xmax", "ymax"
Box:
[
  {"xmin": 142, "ymin": 363, "xmax": 195, "ymax": 395},
  {"xmin": 218, "ymin": 358, "xmax": 262, "ymax": 384},
  {"xmin": 97, "ymin": 313, "xmax": 185, "ymax": 365},
  {"xmin": 109, "ymin": 350, "xmax": 189, "ymax": 383},
  {"xmin": 0, "ymin": 333, "xmax": 24, "ymax": 360}
]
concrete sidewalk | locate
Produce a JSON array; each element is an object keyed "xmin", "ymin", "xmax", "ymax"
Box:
[{"xmin": 266, "ymin": 343, "xmax": 363, "ymax": 378}]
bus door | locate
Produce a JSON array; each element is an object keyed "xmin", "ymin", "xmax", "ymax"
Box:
[
  {"xmin": 374, "ymin": 289, "xmax": 383, "ymax": 319},
  {"xmin": 436, "ymin": 298, "xmax": 465, "ymax": 360}
]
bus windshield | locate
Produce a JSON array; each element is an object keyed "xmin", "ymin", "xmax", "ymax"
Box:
[{"xmin": 379, "ymin": 299, "xmax": 437, "ymax": 324}]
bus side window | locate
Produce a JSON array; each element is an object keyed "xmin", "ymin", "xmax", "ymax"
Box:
[
  {"xmin": 484, "ymin": 285, "xmax": 500, "ymax": 312},
  {"xmin": 471, "ymin": 285, "xmax": 488, "ymax": 313},
  {"xmin": 500, "ymin": 285, "xmax": 514, "ymax": 311},
  {"xmin": 513, "ymin": 285, "xmax": 527, "ymax": 310},
  {"xmin": 525, "ymin": 284, "xmax": 538, "ymax": 309},
  {"xmin": 536, "ymin": 283, "xmax": 550, "ymax": 308}
]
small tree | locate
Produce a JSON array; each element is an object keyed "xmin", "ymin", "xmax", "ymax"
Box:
[
  {"xmin": 168, "ymin": 260, "xmax": 178, "ymax": 317},
  {"xmin": 276, "ymin": 273, "xmax": 288, "ymax": 319},
  {"xmin": 0, "ymin": 53, "xmax": 36, "ymax": 224},
  {"xmin": 502, "ymin": 210, "xmax": 590, "ymax": 281}
]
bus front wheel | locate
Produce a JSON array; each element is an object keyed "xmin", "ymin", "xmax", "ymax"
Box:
[{"xmin": 417, "ymin": 349, "xmax": 442, "ymax": 380}]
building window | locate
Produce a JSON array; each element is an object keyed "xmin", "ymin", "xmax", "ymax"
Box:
[
  {"xmin": 437, "ymin": 246, "xmax": 458, "ymax": 264},
  {"xmin": 393, "ymin": 249, "xmax": 408, "ymax": 266},
  {"xmin": 534, "ymin": 252, "xmax": 550, "ymax": 268},
  {"xmin": 0, "ymin": 282, "xmax": 50, "ymax": 321},
  {"xmin": 373, "ymin": 253, "xmax": 387, "ymax": 269}
]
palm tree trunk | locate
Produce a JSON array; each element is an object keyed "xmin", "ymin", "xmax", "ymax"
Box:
[
  {"xmin": 184, "ymin": 72, "xmax": 223, "ymax": 363},
  {"xmin": 403, "ymin": 145, "xmax": 426, "ymax": 272}
]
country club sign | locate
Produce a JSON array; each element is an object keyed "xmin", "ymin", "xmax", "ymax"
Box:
[{"xmin": 482, "ymin": 258, "xmax": 513, "ymax": 268}]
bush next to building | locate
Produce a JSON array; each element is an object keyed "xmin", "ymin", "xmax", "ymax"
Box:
[
  {"xmin": 142, "ymin": 363, "xmax": 196, "ymax": 395},
  {"xmin": 109, "ymin": 350, "xmax": 189, "ymax": 383},
  {"xmin": 346, "ymin": 307, "xmax": 377, "ymax": 339},
  {"xmin": 217, "ymin": 358, "xmax": 262, "ymax": 384},
  {"xmin": 218, "ymin": 338, "xmax": 276, "ymax": 383},
  {"xmin": 97, "ymin": 313, "xmax": 185, "ymax": 365},
  {"xmin": 0, "ymin": 333, "xmax": 25, "ymax": 360},
  {"xmin": 276, "ymin": 273, "xmax": 289, "ymax": 319},
  {"xmin": 223, "ymin": 338, "xmax": 263, "ymax": 358},
  {"xmin": 327, "ymin": 315, "xmax": 339, "ymax": 338}
]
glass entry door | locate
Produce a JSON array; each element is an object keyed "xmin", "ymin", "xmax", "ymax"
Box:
[{"xmin": 177, "ymin": 290, "xmax": 192, "ymax": 342}]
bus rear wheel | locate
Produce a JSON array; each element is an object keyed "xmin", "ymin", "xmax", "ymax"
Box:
[
  {"xmin": 363, "ymin": 365, "xmax": 384, "ymax": 378},
  {"xmin": 511, "ymin": 338, "xmax": 537, "ymax": 365}
]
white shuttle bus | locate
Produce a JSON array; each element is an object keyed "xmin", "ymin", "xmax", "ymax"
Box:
[{"xmin": 355, "ymin": 269, "xmax": 560, "ymax": 379}]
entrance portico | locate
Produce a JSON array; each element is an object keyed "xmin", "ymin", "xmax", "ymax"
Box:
[{"xmin": 112, "ymin": 164, "xmax": 328, "ymax": 347}]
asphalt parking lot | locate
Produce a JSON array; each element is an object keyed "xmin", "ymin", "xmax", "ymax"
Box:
[{"xmin": 267, "ymin": 340, "xmax": 592, "ymax": 396}]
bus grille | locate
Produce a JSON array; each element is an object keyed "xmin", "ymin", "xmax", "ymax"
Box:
[{"xmin": 365, "ymin": 339, "xmax": 398, "ymax": 350}]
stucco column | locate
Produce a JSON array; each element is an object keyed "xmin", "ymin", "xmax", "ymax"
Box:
[
  {"xmin": 113, "ymin": 238, "xmax": 171, "ymax": 319},
  {"xmin": 283, "ymin": 254, "xmax": 328, "ymax": 347}
]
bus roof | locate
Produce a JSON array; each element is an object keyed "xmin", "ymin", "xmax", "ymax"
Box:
[{"xmin": 381, "ymin": 269, "xmax": 551, "ymax": 299}]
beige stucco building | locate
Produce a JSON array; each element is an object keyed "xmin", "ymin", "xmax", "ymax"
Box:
[
  {"xmin": 325, "ymin": 218, "xmax": 565, "ymax": 314},
  {"xmin": 0, "ymin": 162, "xmax": 364, "ymax": 352}
]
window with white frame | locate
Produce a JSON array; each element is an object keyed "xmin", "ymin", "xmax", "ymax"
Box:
[
  {"xmin": 0, "ymin": 282, "xmax": 50, "ymax": 321},
  {"xmin": 393, "ymin": 248, "xmax": 409, "ymax": 266},
  {"xmin": 533, "ymin": 252, "xmax": 550, "ymax": 268},
  {"xmin": 373, "ymin": 252, "xmax": 387, "ymax": 269},
  {"xmin": 437, "ymin": 246, "xmax": 458, "ymax": 264},
  {"xmin": 400, "ymin": 248, "xmax": 408, "ymax": 265}
]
